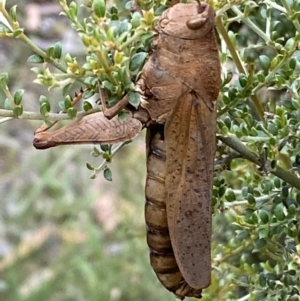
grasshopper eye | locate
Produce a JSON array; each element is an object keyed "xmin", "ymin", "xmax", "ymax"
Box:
[{"xmin": 186, "ymin": 17, "xmax": 206, "ymax": 30}]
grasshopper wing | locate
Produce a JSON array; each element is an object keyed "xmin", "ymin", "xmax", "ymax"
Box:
[{"xmin": 165, "ymin": 91, "xmax": 216, "ymax": 289}]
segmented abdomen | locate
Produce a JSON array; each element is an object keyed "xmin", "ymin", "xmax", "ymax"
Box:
[{"xmin": 145, "ymin": 125, "xmax": 203, "ymax": 300}]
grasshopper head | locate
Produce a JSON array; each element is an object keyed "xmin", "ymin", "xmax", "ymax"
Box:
[{"xmin": 159, "ymin": 2, "xmax": 215, "ymax": 39}]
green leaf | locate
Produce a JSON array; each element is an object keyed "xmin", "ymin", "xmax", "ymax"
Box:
[
  {"xmin": 129, "ymin": 52, "xmax": 147, "ymax": 72},
  {"xmin": 238, "ymin": 74, "xmax": 248, "ymax": 87},
  {"xmin": 247, "ymin": 194, "xmax": 255, "ymax": 205},
  {"xmin": 91, "ymin": 147, "xmax": 102, "ymax": 157},
  {"xmin": 274, "ymin": 203, "xmax": 286, "ymax": 221},
  {"xmin": 83, "ymin": 89, "xmax": 95, "ymax": 100},
  {"xmin": 64, "ymin": 95, "xmax": 72, "ymax": 109},
  {"xmin": 259, "ymin": 55, "xmax": 271, "ymax": 70},
  {"xmin": 258, "ymin": 228, "xmax": 268, "ymax": 239},
  {"xmin": 289, "ymin": 57, "xmax": 297, "ymax": 70},
  {"xmin": 285, "ymin": 38, "xmax": 295, "ymax": 51},
  {"xmin": 13, "ymin": 89, "xmax": 25, "ymax": 105},
  {"xmin": 67, "ymin": 107, "xmax": 77, "ymax": 118},
  {"xmin": 93, "ymin": 0, "xmax": 106, "ymax": 18},
  {"xmin": 83, "ymin": 101, "xmax": 93, "ymax": 111},
  {"xmin": 40, "ymin": 102, "xmax": 50, "ymax": 117},
  {"xmin": 100, "ymin": 144, "xmax": 110, "ymax": 152},
  {"xmin": 103, "ymin": 168, "xmax": 112, "ymax": 181},
  {"xmin": 4, "ymin": 98, "xmax": 11, "ymax": 109},
  {"xmin": 0, "ymin": 72, "xmax": 9, "ymax": 89},
  {"xmin": 67, "ymin": 1, "xmax": 78, "ymax": 20},
  {"xmin": 259, "ymin": 210, "xmax": 270, "ymax": 224},
  {"xmin": 53, "ymin": 42, "xmax": 62, "ymax": 59},
  {"xmin": 131, "ymin": 11, "xmax": 141, "ymax": 28},
  {"xmin": 128, "ymin": 91, "xmax": 140, "ymax": 108},
  {"xmin": 282, "ymin": 186, "xmax": 289, "ymax": 198},
  {"xmin": 86, "ymin": 163, "xmax": 94, "ymax": 170},
  {"xmin": 46, "ymin": 46, "xmax": 54, "ymax": 58},
  {"xmin": 13, "ymin": 105, "xmax": 23, "ymax": 118},
  {"xmin": 27, "ymin": 54, "xmax": 44, "ymax": 63},
  {"xmin": 254, "ymin": 238, "xmax": 267, "ymax": 249},
  {"xmin": 225, "ymin": 189, "xmax": 236, "ymax": 201},
  {"xmin": 102, "ymin": 80, "xmax": 115, "ymax": 92},
  {"xmin": 296, "ymin": 193, "xmax": 300, "ymax": 205},
  {"xmin": 250, "ymin": 211, "xmax": 259, "ymax": 224},
  {"xmin": 258, "ymin": 273, "xmax": 267, "ymax": 287},
  {"xmin": 9, "ymin": 5, "xmax": 17, "ymax": 22},
  {"xmin": 257, "ymin": 72, "xmax": 265, "ymax": 83},
  {"xmin": 62, "ymin": 83, "xmax": 73, "ymax": 96},
  {"xmin": 118, "ymin": 110, "xmax": 128, "ymax": 122}
]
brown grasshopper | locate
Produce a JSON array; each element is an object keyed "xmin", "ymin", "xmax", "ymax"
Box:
[{"xmin": 34, "ymin": 2, "xmax": 220, "ymax": 299}]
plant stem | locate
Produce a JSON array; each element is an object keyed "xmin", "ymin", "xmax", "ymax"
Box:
[
  {"xmin": 0, "ymin": 109, "xmax": 73, "ymax": 121},
  {"xmin": 218, "ymin": 135, "xmax": 300, "ymax": 190},
  {"xmin": 216, "ymin": 16, "xmax": 265, "ymax": 121},
  {"xmin": 231, "ymin": 6, "xmax": 270, "ymax": 42}
]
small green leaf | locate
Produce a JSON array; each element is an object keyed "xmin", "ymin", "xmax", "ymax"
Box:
[
  {"xmin": 4, "ymin": 98, "xmax": 11, "ymax": 109},
  {"xmin": 238, "ymin": 74, "xmax": 248, "ymax": 87},
  {"xmin": 100, "ymin": 144, "xmax": 110, "ymax": 152},
  {"xmin": 62, "ymin": 83, "xmax": 73, "ymax": 96},
  {"xmin": 10, "ymin": 5, "xmax": 17, "ymax": 22},
  {"xmin": 93, "ymin": 0, "xmax": 106, "ymax": 18},
  {"xmin": 225, "ymin": 189, "xmax": 236, "ymax": 201},
  {"xmin": 118, "ymin": 110, "xmax": 128, "ymax": 122},
  {"xmin": 247, "ymin": 194, "xmax": 255, "ymax": 205},
  {"xmin": 254, "ymin": 238, "xmax": 267, "ymax": 249},
  {"xmin": 104, "ymin": 168, "xmax": 112, "ymax": 181},
  {"xmin": 296, "ymin": 193, "xmax": 300, "ymax": 205},
  {"xmin": 53, "ymin": 42, "xmax": 62, "ymax": 59},
  {"xmin": 282, "ymin": 186, "xmax": 289, "ymax": 197},
  {"xmin": 257, "ymin": 72, "xmax": 265, "ymax": 83},
  {"xmin": 131, "ymin": 11, "xmax": 141, "ymax": 28},
  {"xmin": 250, "ymin": 211, "xmax": 259, "ymax": 224},
  {"xmin": 274, "ymin": 203, "xmax": 286, "ymax": 221},
  {"xmin": 259, "ymin": 55, "xmax": 270, "ymax": 69},
  {"xmin": 40, "ymin": 102, "xmax": 50, "ymax": 117},
  {"xmin": 46, "ymin": 46, "xmax": 54, "ymax": 58},
  {"xmin": 64, "ymin": 95, "xmax": 72, "ymax": 109},
  {"xmin": 13, "ymin": 105, "xmax": 23, "ymax": 118},
  {"xmin": 270, "ymin": 160, "xmax": 277, "ymax": 169},
  {"xmin": 259, "ymin": 210, "xmax": 270, "ymax": 224},
  {"xmin": 67, "ymin": 107, "xmax": 77, "ymax": 118},
  {"xmin": 258, "ymin": 273, "xmax": 267, "ymax": 287},
  {"xmin": 14, "ymin": 89, "xmax": 25, "ymax": 105},
  {"xmin": 83, "ymin": 101, "xmax": 93, "ymax": 111},
  {"xmin": 13, "ymin": 28, "xmax": 23, "ymax": 38},
  {"xmin": 258, "ymin": 228, "xmax": 268, "ymax": 239},
  {"xmin": 27, "ymin": 54, "xmax": 44, "ymax": 63},
  {"xmin": 86, "ymin": 163, "xmax": 94, "ymax": 170},
  {"xmin": 91, "ymin": 147, "xmax": 102, "ymax": 157},
  {"xmin": 0, "ymin": 72, "xmax": 9, "ymax": 89},
  {"xmin": 102, "ymin": 80, "xmax": 115, "ymax": 92},
  {"xmin": 287, "ymin": 203, "xmax": 296, "ymax": 216},
  {"xmin": 82, "ymin": 90, "xmax": 94, "ymax": 100},
  {"xmin": 129, "ymin": 52, "xmax": 147, "ymax": 72},
  {"xmin": 285, "ymin": 38, "xmax": 295, "ymax": 51},
  {"xmin": 128, "ymin": 91, "xmax": 140, "ymax": 108},
  {"xmin": 255, "ymin": 292, "xmax": 267, "ymax": 300},
  {"xmin": 289, "ymin": 57, "xmax": 297, "ymax": 70},
  {"xmin": 68, "ymin": 2, "xmax": 78, "ymax": 20}
]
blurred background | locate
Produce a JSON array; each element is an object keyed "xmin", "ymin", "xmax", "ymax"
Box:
[{"xmin": 0, "ymin": 1, "xmax": 167, "ymax": 300}]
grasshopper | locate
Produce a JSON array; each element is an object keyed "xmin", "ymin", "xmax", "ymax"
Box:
[{"xmin": 34, "ymin": 2, "xmax": 220, "ymax": 299}]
